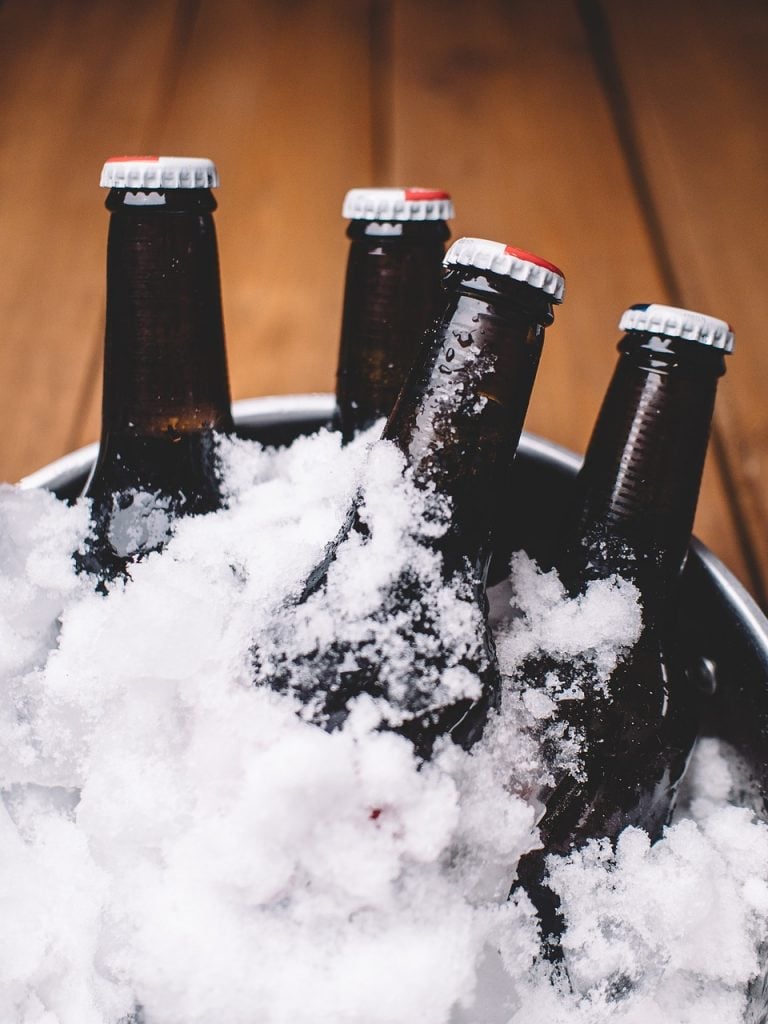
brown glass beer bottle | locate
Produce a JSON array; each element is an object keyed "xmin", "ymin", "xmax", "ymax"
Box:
[
  {"xmin": 514, "ymin": 302, "xmax": 734, "ymax": 948},
  {"xmin": 269, "ymin": 238, "xmax": 565, "ymax": 759},
  {"xmin": 79, "ymin": 156, "xmax": 234, "ymax": 583},
  {"xmin": 335, "ymin": 187, "xmax": 453, "ymax": 441}
]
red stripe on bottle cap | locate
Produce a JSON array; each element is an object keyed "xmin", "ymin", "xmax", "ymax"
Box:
[
  {"xmin": 404, "ymin": 188, "xmax": 451, "ymax": 201},
  {"xmin": 504, "ymin": 245, "xmax": 564, "ymax": 280},
  {"xmin": 105, "ymin": 155, "xmax": 160, "ymax": 163}
]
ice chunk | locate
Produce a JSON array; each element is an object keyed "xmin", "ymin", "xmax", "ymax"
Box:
[{"xmin": 0, "ymin": 428, "xmax": 765, "ymax": 1024}]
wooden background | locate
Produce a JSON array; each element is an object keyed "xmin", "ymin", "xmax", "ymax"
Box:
[{"xmin": 1, "ymin": 0, "xmax": 767, "ymax": 605}]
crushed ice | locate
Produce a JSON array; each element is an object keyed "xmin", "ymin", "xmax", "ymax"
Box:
[{"xmin": 0, "ymin": 426, "xmax": 766, "ymax": 1024}]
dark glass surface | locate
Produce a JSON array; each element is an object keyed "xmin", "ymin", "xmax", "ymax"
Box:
[
  {"xmin": 572, "ymin": 332, "xmax": 724, "ymax": 598},
  {"xmin": 384, "ymin": 271, "xmax": 554, "ymax": 581},
  {"xmin": 335, "ymin": 218, "xmax": 449, "ymax": 441},
  {"xmin": 81, "ymin": 186, "xmax": 233, "ymax": 581}
]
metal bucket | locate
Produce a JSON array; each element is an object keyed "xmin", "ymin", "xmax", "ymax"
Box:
[{"xmin": 20, "ymin": 393, "xmax": 768, "ymax": 789}]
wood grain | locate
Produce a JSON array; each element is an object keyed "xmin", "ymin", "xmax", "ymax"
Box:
[
  {"xmin": 601, "ymin": 0, "xmax": 768, "ymax": 602},
  {"xmin": 0, "ymin": 0, "xmax": 186, "ymax": 482},
  {"xmin": 388, "ymin": 0, "xmax": 748, "ymax": 585}
]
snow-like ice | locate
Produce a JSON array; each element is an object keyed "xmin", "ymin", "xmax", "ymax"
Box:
[{"xmin": 0, "ymin": 425, "xmax": 766, "ymax": 1024}]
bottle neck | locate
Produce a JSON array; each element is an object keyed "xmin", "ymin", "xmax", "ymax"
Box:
[
  {"xmin": 383, "ymin": 268, "xmax": 553, "ymax": 576},
  {"xmin": 336, "ymin": 219, "xmax": 450, "ymax": 439},
  {"xmin": 99, "ymin": 187, "xmax": 232, "ymax": 439},
  {"xmin": 569, "ymin": 332, "xmax": 726, "ymax": 598},
  {"xmin": 86, "ymin": 187, "xmax": 233, "ymax": 498}
]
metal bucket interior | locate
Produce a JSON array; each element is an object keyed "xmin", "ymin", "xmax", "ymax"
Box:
[{"xmin": 21, "ymin": 393, "xmax": 768, "ymax": 790}]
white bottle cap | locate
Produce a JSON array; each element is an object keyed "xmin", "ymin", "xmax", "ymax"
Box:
[
  {"xmin": 619, "ymin": 303, "xmax": 734, "ymax": 353},
  {"xmin": 100, "ymin": 156, "xmax": 219, "ymax": 189},
  {"xmin": 342, "ymin": 187, "xmax": 454, "ymax": 222},
  {"xmin": 444, "ymin": 237, "xmax": 565, "ymax": 302}
]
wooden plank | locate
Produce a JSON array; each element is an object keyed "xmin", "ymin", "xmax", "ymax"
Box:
[
  {"xmin": 70, "ymin": 0, "xmax": 375, "ymax": 450},
  {"xmin": 0, "ymin": 0, "xmax": 755, "ymax": 600},
  {"xmin": 388, "ymin": 0, "xmax": 750, "ymax": 588},
  {"xmin": 0, "ymin": 0, "xmax": 183, "ymax": 483},
  {"xmin": 600, "ymin": 0, "xmax": 768, "ymax": 604},
  {"xmin": 0, "ymin": 0, "xmax": 374, "ymax": 481}
]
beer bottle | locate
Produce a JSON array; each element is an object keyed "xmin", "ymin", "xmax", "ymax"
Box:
[
  {"xmin": 513, "ymin": 303, "xmax": 734, "ymax": 948},
  {"xmin": 335, "ymin": 187, "xmax": 453, "ymax": 441},
  {"xmin": 79, "ymin": 156, "xmax": 234, "ymax": 583},
  {"xmin": 269, "ymin": 238, "xmax": 565, "ymax": 759}
]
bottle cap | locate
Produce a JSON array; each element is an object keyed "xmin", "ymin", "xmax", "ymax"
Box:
[
  {"xmin": 100, "ymin": 156, "xmax": 219, "ymax": 189},
  {"xmin": 619, "ymin": 303, "xmax": 734, "ymax": 353},
  {"xmin": 342, "ymin": 187, "xmax": 454, "ymax": 222},
  {"xmin": 444, "ymin": 238, "xmax": 565, "ymax": 302}
]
